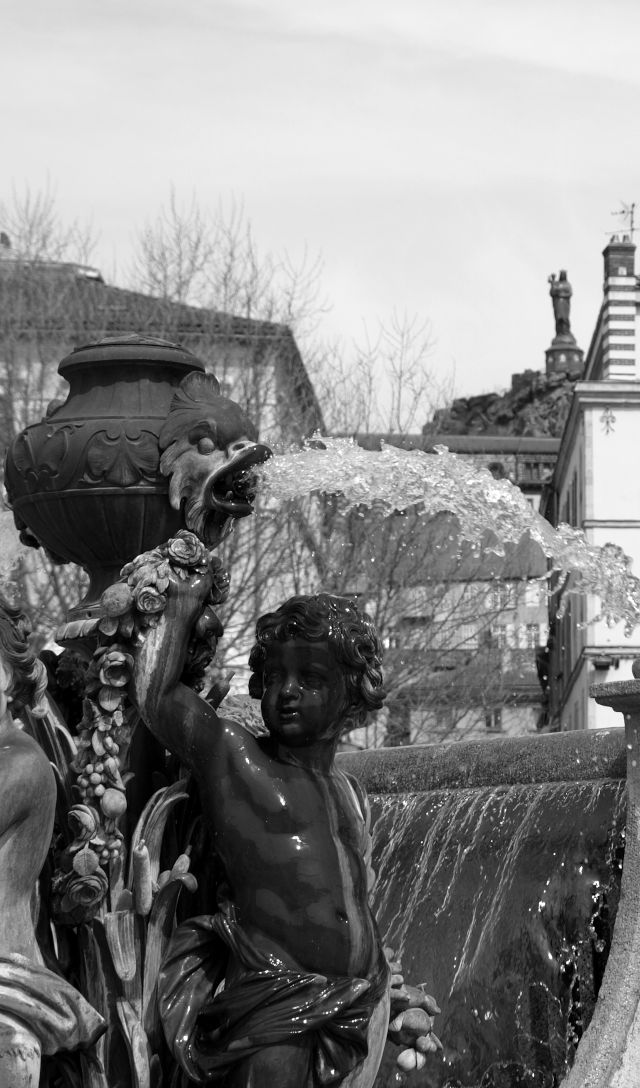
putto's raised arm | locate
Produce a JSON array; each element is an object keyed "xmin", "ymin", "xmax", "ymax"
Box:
[{"xmin": 100, "ymin": 532, "xmax": 229, "ymax": 767}]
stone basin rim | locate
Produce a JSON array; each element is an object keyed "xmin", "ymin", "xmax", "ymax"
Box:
[{"xmin": 339, "ymin": 727, "xmax": 626, "ymax": 794}]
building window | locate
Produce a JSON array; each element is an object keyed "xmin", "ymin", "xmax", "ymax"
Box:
[
  {"xmin": 401, "ymin": 616, "xmax": 430, "ymax": 628},
  {"xmin": 525, "ymin": 582, "xmax": 542, "ymax": 608},
  {"xmin": 485, "ymin": 709, "xmax": 503, "ymax": 732},
  {"xmin": 525, "ymin": 623, "xmax": 539, "ymax": 649},
  {"xmin": 399, "ymin": 615, "xmax": 431, "ymax": 649},
  {"xmin": 489, "ymin": 584, "xmax": 512, "ymax": 611}
]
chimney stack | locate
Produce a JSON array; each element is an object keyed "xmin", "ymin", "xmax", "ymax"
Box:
[{"xmin": 600, "ymin": 235, "xmax": 637, "ymax": 379}]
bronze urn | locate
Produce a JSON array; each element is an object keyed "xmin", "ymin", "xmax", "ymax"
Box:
[{"xmin": 5, "ymin": 335, "xmax": 205, "ymax": 614}]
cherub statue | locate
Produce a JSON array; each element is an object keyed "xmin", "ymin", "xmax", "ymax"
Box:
[
  {"xmin": 129, "ymin": 552, "xmax": 440, "ymax": 1087},
  {"xmin": 0, "ymin": 594, "xmax": 104, "ymax": 1085}
]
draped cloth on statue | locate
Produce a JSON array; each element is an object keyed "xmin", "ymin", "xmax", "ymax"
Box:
[
  {"xmin": 158, "ymin": 912, "xmax": 390, "ymax": 1085},
  {"xmin": 0, "ymin": 954, "xmax": 105, "ymax": 1054}
]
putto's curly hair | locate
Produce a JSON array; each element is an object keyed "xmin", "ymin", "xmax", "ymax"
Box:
[
  {"xmin": 0, "ymin": 594, "xmax": 48, "ymax": 718},
  {"xmin": 248, "ymin": 594, "xmax": 386, "ymax": 730}
]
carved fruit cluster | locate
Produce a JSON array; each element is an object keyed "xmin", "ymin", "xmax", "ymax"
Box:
[
  {"xmin": 56, "ymin": 531, "xmax": 229, "ymax": 921},
  {"xmin": 69, "ymin": 647, "xmax": 132, "ymax": 851}
]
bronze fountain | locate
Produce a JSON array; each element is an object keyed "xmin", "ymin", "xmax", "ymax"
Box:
[
  {"xmin": 3, "ymin": 335, "xmax": 640, "ymax": 1086},
  {"xmin": 2, "ymin": 336, "xmax": 438, "ymax": 1087}
]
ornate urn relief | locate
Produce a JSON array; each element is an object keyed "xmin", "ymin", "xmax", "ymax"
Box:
[
  {"xmin": 5, "ymin": 335, "xmax": 205, "ymax": 613},
  {"xmin": 84, "ymin": 423, "xmax": 161, "ymax": 487}
]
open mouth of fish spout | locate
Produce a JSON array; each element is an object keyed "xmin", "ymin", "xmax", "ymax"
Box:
[{"xmin": 205, "ymin": 443, "xmax": 272, "ymax": 518}]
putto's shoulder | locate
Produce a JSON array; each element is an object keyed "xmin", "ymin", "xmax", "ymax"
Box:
[
  {"xmin": 0, "ymin": 727, "xmax": 56, "ymax": 783},
  {"xmin": 216, "ymin": 714, "xmax": 267, "ymax": 753}
]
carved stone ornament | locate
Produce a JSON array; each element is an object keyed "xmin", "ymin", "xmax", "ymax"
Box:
[
  {"xmin": 158, "ymin": 370, "xmax": 271, "ymax": 547},
  {"xmin": 4, "ymin": 335, "xmax": 271, "ymax": 618}
]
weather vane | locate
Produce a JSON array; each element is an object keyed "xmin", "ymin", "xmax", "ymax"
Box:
[{"xmin": 610, "ymin": 201, "xmax": 636, "ymax": 237}]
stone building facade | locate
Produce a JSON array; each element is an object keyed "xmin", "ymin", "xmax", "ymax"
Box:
[{"xmin": 541, "ymin": 235, "xmax": 640, "ymax": 730}]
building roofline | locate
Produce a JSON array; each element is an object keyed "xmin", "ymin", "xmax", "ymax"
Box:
[
  {"xmin": 348, "ymin": 432, "xmax": 560, "ymax": 454},
  {"xmin": 0, "ymin": 258, "xmax": 325, "ymax": 434},
  {"xmin": 0, "ymin": 260, "xmax": 298, "ymax": 342}
]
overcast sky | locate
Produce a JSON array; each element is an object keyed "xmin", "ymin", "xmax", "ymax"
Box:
[{"xmin": 4, "ymin": 0, "xmax": 640, "ymax": 400}]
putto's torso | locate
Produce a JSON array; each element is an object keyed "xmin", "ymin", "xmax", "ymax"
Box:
[{"xmin": 194, "ymin": 719, "xmax": 380, "ymax": 980}]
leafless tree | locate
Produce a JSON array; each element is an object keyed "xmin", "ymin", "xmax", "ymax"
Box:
[
  {"xmin": 313, "ymin": 310, "xmax": 452, "ymax": 436},
  {"xmin": 130, "ymin": 191, "xmax": 327, "ymax": 340}
]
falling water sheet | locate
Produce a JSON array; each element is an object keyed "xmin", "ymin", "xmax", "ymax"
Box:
[{"xmin": 369, "ymin": 779, "xmax": 626, "ymax": 1088}]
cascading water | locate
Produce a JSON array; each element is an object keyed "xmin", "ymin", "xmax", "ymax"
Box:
[
  {"xmin": 371, "ymin": 782, "xmax": 625, "ymax": 1086},
  {"xmin": 258, "ymin": 438, "xmax": 640, "ymax": 633},
  {"xmin": 341, "ymin": 733, "xmax": 628, "ymax": 1088}
]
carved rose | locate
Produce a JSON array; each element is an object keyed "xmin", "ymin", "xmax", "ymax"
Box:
[
  {"xmin": 167, "ymin": 531, "xmax": 205, "ymax": 568},
  {"xmin": 127, "ymin": 561, "xmax": 166, "ymax": 590},
  {"xmin": 133, "ymin": 584, "xmax": 166, "ymax": 615},
  {"xmin": 98, "ymin": 649, "xmax": 133, "ymax": 688},
  {"xmin": 65, "ymin": 867, "xmax": 109, "ymax": 909},
  {"xmin": 122, "ymin": 548, "xmax": 163, "ymax": 579},
  {"xmin": 68, "ymin": 804, "xmax": 101, "ymax": 844}
]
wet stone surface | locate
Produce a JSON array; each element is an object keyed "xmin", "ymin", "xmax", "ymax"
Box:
[{"xmin": 340, "ymin": 732, "xmax": 627, "ymax": 1087}]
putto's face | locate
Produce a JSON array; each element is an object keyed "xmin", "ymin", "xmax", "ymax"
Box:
[{"xmin": 260, "ymin": 638, "xmax": 349, "ymax": 748}]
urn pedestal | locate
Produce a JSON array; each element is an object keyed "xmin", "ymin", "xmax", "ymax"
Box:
[{"xmin": 4, "ymin": 336, "xmax": 205, "ymax": 618}]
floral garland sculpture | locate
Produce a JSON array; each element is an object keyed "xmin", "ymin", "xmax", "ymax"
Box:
[{"xmin": 54, "ymin": 531, "xmax": 228, "ymax": 923}]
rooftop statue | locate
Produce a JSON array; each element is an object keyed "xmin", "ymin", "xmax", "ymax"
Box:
[
  {"xmin": 0, "ymin": 595, "xmax": 104, "ymax": 1086},
  {"xmin": 548, "ymin": 269, "xmax": 573, "ymax": 340}
]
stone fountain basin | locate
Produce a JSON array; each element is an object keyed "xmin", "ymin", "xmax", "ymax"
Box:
[{"xmin": 340, "ymin": 728, "xmax": 627, "ymax": 1088}]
